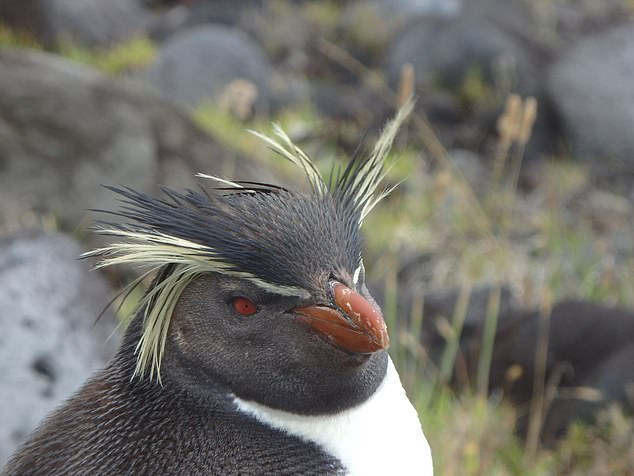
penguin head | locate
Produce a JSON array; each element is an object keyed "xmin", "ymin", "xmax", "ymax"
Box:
[
  {"xmin": 163, "ymin": 259, "xmax": 387, "ymax": 414},
  {"xmin": 87, "ymin": 101, "xmax": 412, "ymax": 414}
]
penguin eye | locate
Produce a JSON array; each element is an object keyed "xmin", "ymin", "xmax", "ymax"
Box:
[{"xmin": 231, "ymin": 297, "xmax": 258, "ymax": 316}]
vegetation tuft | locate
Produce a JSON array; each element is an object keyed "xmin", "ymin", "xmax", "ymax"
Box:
[{"xmin": 0, "ymin": 23, "xmax": 156, "ymax": 75}]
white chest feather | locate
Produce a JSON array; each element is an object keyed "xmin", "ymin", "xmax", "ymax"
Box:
[{"xmin": 233, "ymin": 358, "xmax": 434, "ymax": 476}]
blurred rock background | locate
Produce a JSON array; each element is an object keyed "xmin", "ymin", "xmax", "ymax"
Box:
[{"xmin": 1, "ymin": 0, "xmax": 634, "ymax": 473}]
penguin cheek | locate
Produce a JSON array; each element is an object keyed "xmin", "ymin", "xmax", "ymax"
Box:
[{"xmin": 171, "ymin": 321, "xmax": 189, "ymax": 351}]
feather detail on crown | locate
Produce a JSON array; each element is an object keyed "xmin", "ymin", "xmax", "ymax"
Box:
[{"xmin": 83, "ymin": 99, "xmax": 413, "ymax": 383}]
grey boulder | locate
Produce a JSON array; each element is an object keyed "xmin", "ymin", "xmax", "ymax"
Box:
[
  {"xmin": 0, "ymin": 0, "xmax": 148, "ymax": 48},
  {"xmin": 0, "ymin": 48, "xmax": 272, "ymax": 232},
  {"xmin": 548, "ymin": 26, "xmax": 634, "ymax": 183},
  {"xmin": 0, "ymin": 232, "xmax": 119, "ymax": 466},
  {"xmin": 144, "ymin": 25, "xmax": 272, "ymax": 113}
]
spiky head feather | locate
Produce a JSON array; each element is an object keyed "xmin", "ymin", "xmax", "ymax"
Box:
[{"xmin": 85, "ymin": 100, "xmax": 413, "ymax": 382}]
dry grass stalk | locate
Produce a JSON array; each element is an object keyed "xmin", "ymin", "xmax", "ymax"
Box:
[
  {"xmin": 438, "ymin": 283, "xmax": 473, "ymax": 386},
  {"xmin": 524, "ymin": 290, "xmax": 553, "ymax": 465},
  {"xmin": 476, "ymin": 286, "xmax": 502, "ymax": 397},
  {"xmin": 397, "ymin": 62, "xmax": 415, "ymax": 108},
  {"xmin": 508, "ymin": 96, "xmax": 538, "ymax": 191},
  {"xmin": 493, "ymin": 94, "xmax": 538, "ymax": 184}
]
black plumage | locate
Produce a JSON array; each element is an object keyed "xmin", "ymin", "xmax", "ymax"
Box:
[
  {"xmin": 3, "ymin": 102, "xmax": 425, "ymax": 475},
  {"xmin": 5, "ymin": 316, "xmax": 347, "ymax": 475},
  {"xmin": 101, "ymin": 185, "xmax": 363, "ymax": 295}
]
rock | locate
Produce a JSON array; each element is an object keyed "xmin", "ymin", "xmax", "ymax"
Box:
[
  {"xmin": 487, "ymin": 300, "xmax": 634, "ymax": 443},
  {"xmin": 357, "ymin": 0, "xmax": 461, "ymax": 30},
  {"xmin": 0, "ymin": 0, "xmax": 148, "ymax": 48},
  {"xmin": 147, "ymin": 0, "xmax": 263, "ymax": 41},
  {"xmin": 385, "ymin": 16, "xmax": 536, "ymax": 93},
  {"xmin": 411, "ymin": 293, "xmax": 634, "ymax": 443},
  {"xmin": 418, "ymin": 285, "xmax": 515, "ymax": 364},
  {"xmin": 0, "ymin": 48, "xmax": 273, "ymax": 232},
  {"xmin": 383, "ymin": 13, "xmax": 557, "ymax": 161},
  {"xmin": 387, "ymin": 278, "xmax": 634, "ymax": 443},
  {"xmin": 340, "ymin": 0, "xmax": 460, "ymax": 61},
  {"xmin": 526, "ymin": 0, "xmax": 634, "ymax": 46},
  {"xmin": 309, "ymin": 81, "xmax": 388, "ymax": 122},
  {"xmin": 540, "ymin": 341, "xmax": 634, "ymax": 446},
  {"xmin": 144, "ymin": 25, "xmax": 272, "ymax": 113},
  {"xmin": 374, "ymin": 0, "xmax": 460, "ymax": 17},
  {"xmin": 0, "ymin": 232, "xmax": 119, "ymax": 466},
  {"xmin": 548, "ymin": 26, "xmax": 634, "ymax": 184}
]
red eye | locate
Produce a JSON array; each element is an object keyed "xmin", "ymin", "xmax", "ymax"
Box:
[{"xmin": 232, "ymin": 297, "xmax": 257, "ymax": 316}]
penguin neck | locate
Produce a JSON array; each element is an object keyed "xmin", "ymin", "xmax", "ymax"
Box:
[
  {"xmin": 232, "ymin": 356, "xmax": 433, "ymax": 475},
  {"xmin": 159, "ymin": 343, "xmax": 390, "ymax": 415}
]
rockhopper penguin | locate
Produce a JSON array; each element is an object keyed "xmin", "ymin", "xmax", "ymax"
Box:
[{"xmin": 4, "ymin": 101, "xmax": 433, "ymax": 475}]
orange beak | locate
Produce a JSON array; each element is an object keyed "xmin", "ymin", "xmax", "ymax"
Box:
[{"xmin": 295, "ymin": 282, "xmax": 389, "ymax": 354}]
